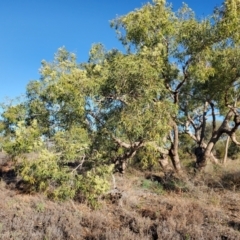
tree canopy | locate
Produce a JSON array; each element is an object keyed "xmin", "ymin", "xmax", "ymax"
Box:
[{"xmin": 1, "ymin": 0, "xmax": 240, "ymax": 203}]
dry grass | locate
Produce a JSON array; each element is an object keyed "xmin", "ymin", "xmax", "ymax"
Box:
[{"xmin": 1, "ymin": 160, "xmax": 240, "ymax": 239}]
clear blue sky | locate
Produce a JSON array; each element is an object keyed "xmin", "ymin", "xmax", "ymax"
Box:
[{"xmin": 0, "ymin": 0, "xmax": 222, "ymax": 103}]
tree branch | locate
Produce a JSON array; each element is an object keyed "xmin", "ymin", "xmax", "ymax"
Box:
[
  {"xmin": 71, "ymin": 154, "xmax": 85, "ymax": 173},
  {"xmin": 112, "ymin": 136, "xmax": 132, "ymax": 149},
  {"xmin": 106, "ymin": 95, "xmax": 128, "ymax": 106},
  {"xmin": 200, "ymin": 101, "xmax": 208, "ymax": 146},
  {"xmin": 209, "ymin": 101, "xmax": 217, "ymax": 133}
]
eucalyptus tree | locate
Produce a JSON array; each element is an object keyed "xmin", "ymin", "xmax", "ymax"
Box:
[
  {"xmin": 26, "ymin": 48, "xmax": 92, "ymax": 136},
  {"xmin": 2, "ymin": 0, "xmax": 240, "ymax": 178},
  {"xmin": 178, "ymin": 0, "xmax": 240, "ymax": 167},
  {"xmin": 85, "ymin": 45, "xmax": 177, "ymax": 172},
  {"xmin": 0, "ymin": 48, "xmax": 113, "ymax": 203},
  {"xmin": 12, "ymin": 47, "xmax": 96, "ymax": 172},
  {"xmin": 84, "ymin": 0, "xmax": 183, "ymax": 172},
  {"xmin": 109, "ymin": 0, "xmax": 240, "ymax": 169}
]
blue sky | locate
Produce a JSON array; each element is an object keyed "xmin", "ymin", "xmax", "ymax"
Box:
[{"xmin": 0, "ymin": 0, "xmax": 222, "ymax": 103}]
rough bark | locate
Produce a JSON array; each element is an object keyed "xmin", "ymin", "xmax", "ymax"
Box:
[
  {"xmin": 223, "ymin": 136, "xmax": 230, "ymax": 165},
  {"xmin": 158, "ymin": 154, "xmax": 170, "ymax": 170},
  {"xmin": 197, "ymin": 140, "xmax": 219, "ymax": 168},
  {"xmin": 112, "ymin": 134, "xmax": 178, "ymax": 173},
  {"xmin": 113, "ymin": 140, "xmax": 143, "ymax": 174},
  {"xmin": 196, "ymin": 110, "xmax": 237, "ymax": 168},
  {"xmin": 168, "ymin": 122, "xmax": 181, "ymax": 172},
  {"xmin": 184, "ymin": 101, "xmax": 222, "ymax": 168}
]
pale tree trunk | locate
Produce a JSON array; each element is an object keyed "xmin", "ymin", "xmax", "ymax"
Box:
[
  {"xmin": 158, "ymin": 154, "xmax": 173, "ymax": 171},
  {"xmin": 169, "ymin": 146, "xmax": 181, "ymax": 171},
  {"xmin": 112, "ymin": 137, "xmax": 144, "ymax": 174},
  {"xmin": 196, "ymin": 130, "xmax": 222, "ymax": 168},
  {"xmin": 163, "ymin": 67, "xmax": 189, "ymax": 172},
  {"xmin": 202, "ymin": 143, "xmax": 219, "ymax": 164},
  {"xmin": 223, "ymin": 136, "xmax": 230, "ymax": 165},
  {"xmin": 187, "ymin": 128, "xmax": 219, "ymax": 167},
  {"xmin": 114, "ymin": 145, "xmax": 142, "ymax": 174},
  {"xmin": 196, "ymin": 110, "xmax": 238, "ymax": 168}
]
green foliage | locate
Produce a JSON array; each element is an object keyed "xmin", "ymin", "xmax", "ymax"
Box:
[
  {"xmin": 3, "ymin": 120, "xmax": 43, "ymax": 156},
  {"xmin": 179, "ymin": 133, "xmax": 194, "ymax": 154},
  {"xmin": 141, "ymin": 179, "xmax": 165, "ymax": 195},
  {"xmin": 53, "ymin": 125, "xmax": 89, "ymax": 163},
  {"xmin": 1, "ymin": 104, "xmax": 26, "ymax": 126},
  {"xmin": 35, "ymin": 202, "xmax": 46, "ymax": 213},
  {"xmin": 134, "ymin": 144, "xmax": 159, "ymax": 170},
  {"xmin": 19, "ymin": 149, "xmax": 75, "ymax": 199},
  {"xmin": 2, "ymin": 0, "xmax": 240, "ymax": 203},
  {"xmin": 228, "ymin": 130, "xmax": 240, "ymax": 159},
  {"xmin": 0, "ymin": 102, "xmax": 27, "ymax": 137},
  {"xmin": 228, "ymin": 144, "xmax": 240, "ymax": 159},
  {"xmin": 87, "ymin": 45, "xmax": 177, "ymax": 165},
  {"xmin": 19, "ymin": 148, "xmax": 113, "ymax": 204},
  {"xmin": 77, "ymin": 164, "xmax": 114, "ymax": 207},
  {"xmin": 26, "ymin": 47, "xmax": 92, "ymax": 137}
]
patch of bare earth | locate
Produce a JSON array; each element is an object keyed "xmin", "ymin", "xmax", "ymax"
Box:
[{"xmin": 0, "ymin": 162, "xmax": 240, "ymax": 239}]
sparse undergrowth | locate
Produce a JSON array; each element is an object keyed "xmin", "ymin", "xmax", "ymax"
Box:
[{"xmin": 1, "ymin": 160, "xmax": 240, "ymax": 239}]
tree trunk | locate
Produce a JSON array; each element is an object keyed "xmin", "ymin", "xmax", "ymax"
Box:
[
  {"xmin": 158, "ymin": 154, "xmax": 173, "ymax": 171},
  {"xmin": 195, "ymin": 110, "xmax": 237, "ymax": 169},
  {"xmin": 113, "ymin": 141, "xmax": 143, "ymax": 174},
  {"xmin": 196, "ymin": 131, "xmax": 222, "ymax": 168},
  {"xmin": 169, "ymin": 122, "xmax": 181, "ymax": 171},
  {"xmin": 169, "ymin": 147, "xmax": 181, "ymax": 171},
  {"xmin": 223, "ymin": 136, "xmax": 230, "ymax": 165}
]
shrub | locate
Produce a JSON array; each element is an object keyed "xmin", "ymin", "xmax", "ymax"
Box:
[
  {"xmin": 141, "ymin": 179, "xmax": 165, "ymax": 195},
  {"xmin": 3, "ymin": 120, "xmax": 43, "ymax": 157},
  {"xmin": 19, "ymin": 149, "xmax": 76, "ymax": 200},
  {"xmin": 77, "ymin": 164, "xmax": 114, "ymax": 207},
  {"xmin": 18, "ymin": 149, "xmax": 114, "ymax": 206}
]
